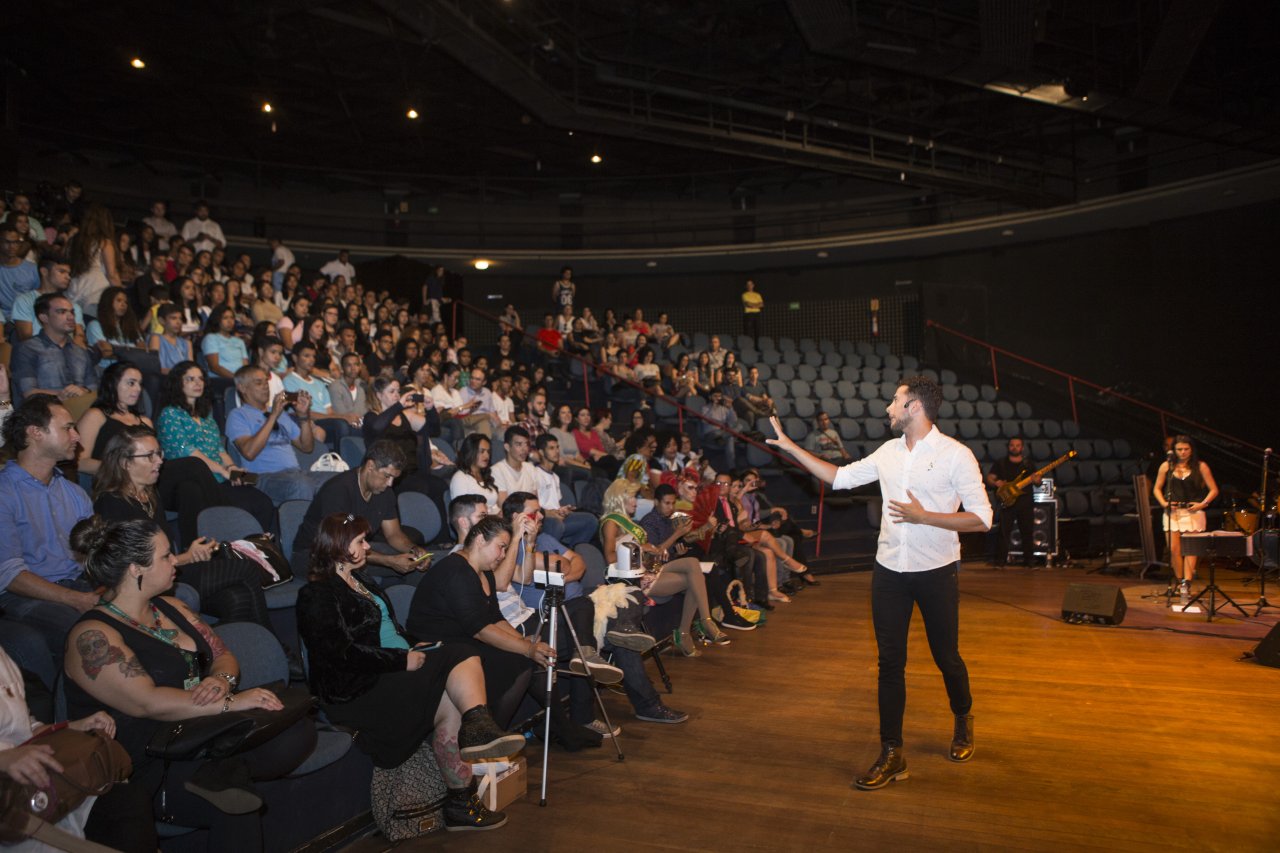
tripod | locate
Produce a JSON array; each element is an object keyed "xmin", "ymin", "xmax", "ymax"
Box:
[
  {"xmin": 1244, "ymin": 449, "xmax": 1276, "ymax": 615},
  {"xmin": 1178, "ymin": 534, "xmax": 1250, "ymax": 621},
  {"xmin": 538, "ymin": 579, "xmax": 624, "ymax": 807}
]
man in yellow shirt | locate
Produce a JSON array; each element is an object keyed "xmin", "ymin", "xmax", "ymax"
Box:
[{"xmin": 741, "ymin": 278, "xmax": 763, "ymax": 342}]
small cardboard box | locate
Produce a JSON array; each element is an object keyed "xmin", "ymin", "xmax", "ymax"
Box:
[{"xmin": 471, "ymin": 756, "xmax": 527, "ymax": 811}]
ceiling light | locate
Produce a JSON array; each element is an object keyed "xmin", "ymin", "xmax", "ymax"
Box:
[
  {"xmin": 473, "ymin": 259, "xmax": 491, "ymax": 271},
  {"xmin": 590, "ymin": 154, "xmax": 602, "ymax": 164},
  {"xmin": 406, "ymin": 108, "xmax": 419, "ymax": 120},
  {"xmin": 1001, "ymin": 229, "xmax": 1015, "ymax": 236},
  {"xmin": 645, "ymin": 261, "xmax": 658, "ymax": 268},
  {"xmin": 262, "ymin": 102, "xmax": 273, "ymax": 113},
  {"xmin": 130, "ymin": 58, "xmax": 146, "ymax": 69},
  {"xmin": 816, "ymin": 251, "xmax": 829, "ymax": 258}
]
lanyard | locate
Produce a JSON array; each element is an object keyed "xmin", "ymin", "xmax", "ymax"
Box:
[{"xmin": 98, "ymin": 600, "xmax": 201, "ymax": 690}]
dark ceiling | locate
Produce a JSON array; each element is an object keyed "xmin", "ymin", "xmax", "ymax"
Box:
[{"xmin": 9, "ymin": 0, "xmax": 1280, "ymax": 213}]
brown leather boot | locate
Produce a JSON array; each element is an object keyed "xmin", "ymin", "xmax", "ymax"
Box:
[
  {"xmin": 853, "ymin": 744, "xmax": 908, "ymax": 790},
  {"xmin": 949, "ymin": 714, "xmax": 974, "ymax": 762}
]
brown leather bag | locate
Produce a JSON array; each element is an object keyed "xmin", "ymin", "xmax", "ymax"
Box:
[{"xmin": 0, "ymin": 726, "xmax": 132, "ymax": 849}]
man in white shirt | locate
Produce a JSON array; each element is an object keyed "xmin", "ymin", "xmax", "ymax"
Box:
[
  {"xmin": 180, "ymin": 201, "xmax": 226, "ymax": 253},
  {"xmin": 767, "ymin": 376, "xmax": 992, "ymax": 790},
  {"xmin": 268, "ymin": 237, "xmax": 295, "ymax": 289},
  {"xmin": 532, "ymin": 433, "xmax": 598, "ymax": 547},
  {"xmin": 490, "ymin": 427, "xmax": 540, "ymax": 501},
  {"xmin": 143, "ymin": 200, "xmax": 178, "ymax": 250},
  {"xmin": 488, "ymin": 372, "xmax": 515, "ymax": 432},
  {"xmin": 319, "ymin": 249, "xmax": 356, "ymax": 283}
]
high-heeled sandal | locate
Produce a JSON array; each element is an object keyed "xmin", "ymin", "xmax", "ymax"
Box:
[
  {"xmin": 695, "ymin": 618, "xmax": 732, "ymax": 646},
  {"xmin": 768, "ymin": 589, "xmax": 792, "ymax": 604},
  {"xmin": 673, "ymin": 629, "xmax": 702, "ymax": 657},
  {"xmin": 785, "ymin": 558, "xmax": 821, "ymax": 586}
]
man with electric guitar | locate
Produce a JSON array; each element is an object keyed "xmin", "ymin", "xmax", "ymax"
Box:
[{"xmin": 986, "ymin": 438, "xmax": 1040, "ymax": 567}]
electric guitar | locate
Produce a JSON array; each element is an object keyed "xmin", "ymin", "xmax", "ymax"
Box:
[{"xmin": 997, "ymin": 450, "xmax": 1077, "ymax": 508}]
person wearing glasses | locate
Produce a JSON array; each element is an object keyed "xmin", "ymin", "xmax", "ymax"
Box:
[
  {"xmin": 767, "ymin": 377, "xmax": 992, "ymax": 791},
  {"xmin": 91, "ymin": 425, "xmax": 274, "ymax": 632}
]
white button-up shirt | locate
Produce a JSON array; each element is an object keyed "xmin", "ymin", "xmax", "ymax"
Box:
[{"xmin": 832, "ymin": 425, "xmax": 992, "ymax": 573}]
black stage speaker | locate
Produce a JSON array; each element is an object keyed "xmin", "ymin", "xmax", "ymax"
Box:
[
  {"xmin": 1061, "ymin": 583, "xmax": 1126, "ymax": 625},
  {"xmin": 1253, "ymin": 623, "xmax": 1280, "ymax": 668},
  {"xmin": 1010, "ymin": 500, "xmax": 1058, "ymax": 559}
]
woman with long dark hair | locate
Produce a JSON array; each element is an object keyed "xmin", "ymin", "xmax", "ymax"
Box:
[
  {"xmin": 200, "ymin": 305, "xmax": 248, "ymax": 381},
  {"xmin": 362, "ymin": 374, "xmax": 450, "ymax": 509},
  {"xmin": 449, "ymin": 434, "xmax": 499, "ymax": 513},
  {"xmin": 297, "ymin": 513, "xmax": 523, "ymax": 831},
  {"xmin": 155, "ymin": 361, "xmax": 276, "ymax": 531},
  {"xmin": 93, "ymin": 427, "xmax": 273, "ymax": 630},
  {"xmin": 87, "ymin": 286, "xmax": 145, "ymax": 365},
  {"xmin": 1152, "ymin": 435, "xmax": 1220, "ymax": 595},
  {"xmin": 169, "ymin": 276, "xmax": 202, "ymax": 334},
  {"xmin": 66, "ymin": 202, "xmax": 122, "ymax": 317},
  {"xmin": 64, "ymin": 517, "xmax": 314, "ymax": 852}
]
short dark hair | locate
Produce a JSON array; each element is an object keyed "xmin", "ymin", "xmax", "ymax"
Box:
[
  {"xmin": 448, "ymin": 494, "xmax": 489, "ymax": 535},
  {"xmin": 157, "ymin": 301, "xmax": 182, "ymax": 320},
  {"xmin": 309, "ymin": 513, "xmax": 373, "ymax": 582},
  {"xmin": 503, "ymin": 425, "xmax": 531, "ymax": 447},
  {"xmin": 534, "ymin": 433, "xmax": 557, "ymax": 453},
  {"xmin": 362, "ymin": 439, "xmax": 408, "ymax": 470},
  {"xmin": 33, "ymin": 292, "xmax": 68, "ymax": 321},
  {"xmin": 653, "ymin": 484, "xmax": 677, "ymax": 501},
  {"xmin": 293, "ymin": 340, "xmax": 317, "ymax": 357},
  {"xmin": 2, "ymin": 394, "xmax": 62, "ymax": 452},
  {"xmin": 463, "ymin": 515, "xmax": 511, "ymax": 548},
  {"xmin": 901, "ymin": 375, "xmax": 942, "ymax": 422},
  {"xmin": 500, "ymin": 491, "xmax": 537, "ymax": 521}
]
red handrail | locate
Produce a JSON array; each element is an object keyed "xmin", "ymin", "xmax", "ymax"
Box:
[
  {"xmin": 450, "ymin": 298, "xmax": 831, "ymax": 552},
  {"xmin": 925, "ymin": 320, "xmax": 1263, "ymax": 453}
]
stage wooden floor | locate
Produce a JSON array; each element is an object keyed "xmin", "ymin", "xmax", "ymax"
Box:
[{"xmin": 346, "ymin": 563, "xmax": 1280, "ymax": 852}]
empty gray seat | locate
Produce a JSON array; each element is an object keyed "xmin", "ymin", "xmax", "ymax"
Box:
[
  {"xmin": 1075, "ymin": 440, "xmax": 1094, "ymax": 460},
  {"xmin": 840, "ymin": 365, "xmax": 860, "ymax": 382},
  {"xmin": 1015, "ymin": 401, "xmax": 1033, "ymax": 419},
  {"xmin": 773, "ymin": 397, "xmax": 792, "ymax": 417},
  {"xmin": 794, "ymin": 397, "xmax": 816, "ymax": 418},
  {"xmin": 883, "ymin": 354, "xmax": 902, "ymax": 370},
  {"xmin": 823, "ymin": 352, "xmax": 843, "ymax": 369},
  {"xmin": 986, "ymin": 439, "xmax": 1007, "ymax": 461},
  {"xmin": 782, "ymin": 350, "xmax": 802, "ymax": 366},
  {"xmin": 980, "ymin": 384, "xmax": 998, "ymax": 402},
  {"xmin": 757, "ymin": 336, "xmax": 776, "ymax": 351},
  {"xmin": 838, "ymin": 418, "xmax": 861, "ymax": 440},
  {"xmin": 1021, "ymin": 419, "xmax": 1041, "ymax": 438},
  {"xmin": 775, "ymin": 363, "xmax": 795, "ymax": 381},
  {"xmin": 938, "ymin": 400, "xmax": 956, "ymax": 419},
  {"xmin": 857, "ymin": 381, "xmax": 878, "ymax": 399},
  {"xmin": 921, "ymin": 368, "xmax": 939, "ymax": 382},
  {"xmin": 940, "ymin": 369, "xmax": 958, "ymax": 385},
  {"xmin": 797, "ymin": 364, "xmax": 818, "ymax": 382},
  {"xmin": 867, "ymin": 399, "xmax": 888, "ymax": 418},
  {"xmin": 881, "ymin": 368, "xmax": 902, "ymax": 384},
  {"xmin": 813, "ymin": 380, "xmax": 834, "ymax": 399},
  {"xmin": 778, "ymin": 336, "xmax": 797, "ymax": 352},
  {"xmin": 954, "ymin": 400, "xmax": 975, "ymax": 419},
  {"xmin": 1076, "ymin": 462, "xmax": 1100, "ymax": 485},
  {"xmin": 1112, "ymin": 438, "xmax": 1131, "ymax": 458},
  {"xmin": 1001, "ymin": 419, "xmax": 1021, "ymax": 438},
  {"xmin": 995, "ymin": 401, "xmax": 1015, "ymax": 419},
  {"xmin": 981, "ymin": 420, "xmax": 1001, "ymax": 439},
  {"xmin": 901, "ymin": 355, "xmax": 920, "ymax": 370},
  {"xmin": 1062, "ymin": 420, "xmax": 1081, "ymax": 438},
  {"xmin": 864, "ymin": 419, "xmax": 887, "ymax": 440},
  {"xmin": 942, "ymin": 384, "xmax": 961, "ymax": 402},
  {"xmin": 1030, "ymin": 440, "xmax": 1052, "ymax": 460},
  {"xmin": 844, "ymin": 398, "xmax": 866, "ymax": 418},
  {"xmin": 1042, "ymin": 419, "xmax": 1062, "ymax": 438},
  {"xmin": 763, "ymin": 349, "xmax": 782, "ymax": 365},
  {"xmin": 960, "ymin": 384, "xmax": 979, "ymax": 402},
  {"xmin": 836, "ymin": 380, "xmax": 857, "ymax": 399},
  {"xmin": 863, "ymin": 354, "xmax": 883, "ymax": 370},
  {"xmin": 1099, "ymin": 462, "xmax": 1122, "ymax": 483},
  {"xmin": 1094, "ymin": 439, "xmax": 1114, "ymax": 459},
  {"xmin": 862, "ymin": 367, "xmax": 882, "ymax": 383},
  {"xmin": 819, "ymin": 365, "xmax": 839, "ymax": 382},
  {"xmin": 1051, "ymin": 439, "xmax": 1073, "ymax": 458},
  {"xmin": 804, "ymin": 350, "xmax": 824, "ymax": 367},
  {"xmin": 838, "ymin": 341, "xmax": 857, "ymax": 356},
  {"xmin": 879, "ymin": 381, "xmax": 900, "ymax": 401},
  {"xmin": 937, "ymin": 419, "xmax": 957, "ymax": 437},
  {"xmin": 958, "ymin": 420, "xmax": 979, "ymax": 439},
  {"xmin": 820, "ymin": 398, "xmax": 842, "ymax": 418},
  {"xmin": 784, "ymin": 417, "xmax": 808, "ymax": 440},
  {"xmin": 819, "ymin": 339, "xmax": 836, "ymax": 354},
  {"xmin": 791, "ymin": 379, "xmax": 812, "ymax": 399},
  {"xmin": 856, "ymin": 341, "xmax": 874, "ymax": 356},
  {"xmin": 755, "ymin": 363, "xmax": 773, "ymax": 381},
  {"xmin": 975, "ymin": 400, "xmax": 995, "ymax": 419},
  {"xmin": 967, "ymin": 441, "xmax": 987, "ymax": 462},
  {"xmin": 767, "ymin": 379, "xmax": 788, "ymax": 399},
  {"xmin": 1056, "ymin": 465, "xmax": 1077, "ymax": 486}
]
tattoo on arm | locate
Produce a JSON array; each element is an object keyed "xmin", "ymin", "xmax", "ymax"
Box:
[
  {"xmin": 77, "ymin": 630, "xmax": 127, "ymax": 680},
  {"xmin": 188, "ymin": 614, "xmax": 229, "ymax": 660}
]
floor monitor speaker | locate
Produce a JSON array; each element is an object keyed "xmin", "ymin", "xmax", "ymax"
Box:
[{"xmin": 1061, "ymin": 583, "xmax": 1126, "ymax": 625}]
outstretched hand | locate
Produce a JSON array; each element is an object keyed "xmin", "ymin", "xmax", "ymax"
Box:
[
  {"xmin": 764, "ymin": 416, "xmax": 793, "ymax": 452},
  {"xmin": 887, "ymin": 490, "xmax": 928, "ymax": 525}
]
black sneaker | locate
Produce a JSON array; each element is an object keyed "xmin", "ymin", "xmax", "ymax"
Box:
[
  {"xmin": 443, "ymin": 784, "xmax": 508, "ymax": 832},
  {"xmin": 459, "ymin": 705, "xmax": 526, "ymax": 760},
  {"xmin": 719, "ymin": 610, "xmax": 758, "ymax": 631},
  {"xmin": 635, "ymin": 704, "xmax": 689, "ymax": 724}
]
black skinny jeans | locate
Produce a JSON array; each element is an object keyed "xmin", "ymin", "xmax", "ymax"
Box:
[{"xmin": 871, "ymin": 562, "xmax": 971, "ymax": 749}]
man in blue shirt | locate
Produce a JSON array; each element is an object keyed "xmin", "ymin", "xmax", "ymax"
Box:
[
  {"xmin": 225, "ymin": 364, "xmax": 334, "ymax": 503},
  {"xmin": 0, "ymin": 222, "xmax": 40, "ymax": 315},
  {"xmin": 10, "ymin": 258, "xmax": 85, "ymax": 343},
  {"xmin": 9, "ymin": 294, "xmax": 98, "ymax": 411},
  {"xmin": 0, "ymin": 395, "xmax": 96, "ymax": 671}
]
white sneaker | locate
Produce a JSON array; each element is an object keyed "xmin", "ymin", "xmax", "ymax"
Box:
[{"xmin": 584, "ymin": 719, "xmax": 621, "ymax": 738}]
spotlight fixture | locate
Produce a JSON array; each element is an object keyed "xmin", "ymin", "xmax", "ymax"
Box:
[
  {"xmin": 473, "ymin": 259, "xmax": 491, "ymax": 271},
  {"xmin": 407, "ymin": 108, "xmax": 419, "ymax": 119},
  {"xmin": 262, "ymin": 102, "xmax": 273, "ymax": 113},
  {"xmin": 590, "ymin": 154, "xmax": 602, "ymax": 164},
  {"xmin": 130, "ymin": 57, "xmax": 146, "ymax": 69}
]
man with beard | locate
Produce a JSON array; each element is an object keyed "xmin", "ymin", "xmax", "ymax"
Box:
[{"xmin": 767, "ymin": 376, "xmax": 992, "ymax": 791}]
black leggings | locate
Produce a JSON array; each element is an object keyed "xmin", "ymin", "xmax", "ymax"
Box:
[
  {"xmin": 870, "ymin": 562, "xmax": 971, "ymax": 749},
  {"xmin": 177, "ymin": 558, "xmax": 273, "ymax": 629}
]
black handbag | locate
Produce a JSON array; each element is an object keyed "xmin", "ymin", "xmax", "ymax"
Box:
[
  {"xmin": 216, "ymin": 533, "xmax": 294, "ymax": 589},
  {"xmin": 145, "ymin": 683, "xmax": 313, "ymax": 761}
]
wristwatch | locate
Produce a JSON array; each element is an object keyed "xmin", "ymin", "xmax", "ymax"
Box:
[{"xmin": 217, "ymin": 672, "xmax": 239, "ymax": 690}]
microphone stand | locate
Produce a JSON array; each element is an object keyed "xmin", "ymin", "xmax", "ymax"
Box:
[
  {"xmin": 1161, "ymin": 450, "xmax": 1178, "ymax": 606},
  {"xmin": 1246, "ymin": 448, "xmax": 1275, "ymax": 615}
]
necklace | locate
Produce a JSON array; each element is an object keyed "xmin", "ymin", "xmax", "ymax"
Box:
[{"xmin": 98, "ymin": 599, "xmax": 201, "ymax": 689}]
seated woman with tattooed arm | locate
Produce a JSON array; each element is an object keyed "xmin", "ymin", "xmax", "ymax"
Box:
[{"xmin": 62, "ymin": 516, "xmax": 315, "ymax": 853}]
